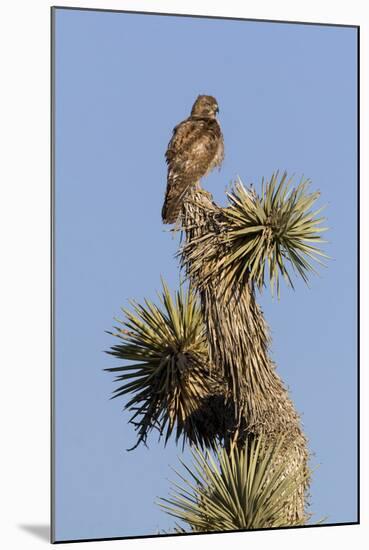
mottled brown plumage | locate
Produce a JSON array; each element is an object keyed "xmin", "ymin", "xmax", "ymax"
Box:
[{"xmin": 162, "ymin": 95, "xmax": 224, "ymax": 224}]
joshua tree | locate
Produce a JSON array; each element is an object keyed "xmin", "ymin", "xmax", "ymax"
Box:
[{"xmin": 106, "ymin": 171, "xmax": 327, "ymax": 531}]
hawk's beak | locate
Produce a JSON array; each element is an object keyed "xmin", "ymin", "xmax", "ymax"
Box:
[{"xmin": 216, "ymin": 106, "xmax": 219, "ymax": 114}]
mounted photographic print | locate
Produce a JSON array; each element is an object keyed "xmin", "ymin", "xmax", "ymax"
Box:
[{"xmin": 51, "ymin": 6, "xmax": 359, "ymax": 543}]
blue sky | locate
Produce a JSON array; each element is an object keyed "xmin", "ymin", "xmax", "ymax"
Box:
[{"xmin": 54, "ymin": 8, "xmax": 358, "ymax": 541}]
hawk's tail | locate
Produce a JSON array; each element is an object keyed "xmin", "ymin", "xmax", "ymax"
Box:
[{"xmin": 161, "ymin": 176, "xmax": 193, "ymax": 225}]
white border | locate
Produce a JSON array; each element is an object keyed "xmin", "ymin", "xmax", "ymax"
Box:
[{"xmin": 1, "ymin": 1, "xmax": 366, "ymax": 549}]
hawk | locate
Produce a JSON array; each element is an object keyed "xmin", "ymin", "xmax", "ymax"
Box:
[{"xmin": 162, "ymin": 95, "xmax": 224, "ymax": 224}]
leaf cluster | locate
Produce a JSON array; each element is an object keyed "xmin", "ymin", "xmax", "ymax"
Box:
[
  {"xmin": 220, "ymin": 172, "xmax": 328, "ymax": 296},
  {"xmin": 158, "ymin": 434, "xmax": 310, "ymax": 532},
  {"xmin": 105, "ymin": 281, "xmax": 220, "ymax": 450}
]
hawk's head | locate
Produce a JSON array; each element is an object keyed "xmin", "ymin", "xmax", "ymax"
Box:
[{"xmin": 191, "ymin": 95, "xmax": 219, "ymax": 119}]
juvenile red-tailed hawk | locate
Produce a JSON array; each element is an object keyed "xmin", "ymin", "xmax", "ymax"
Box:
[{"xmin": 162, "ymin": 95, "xmax": 224, "ymax": 224}]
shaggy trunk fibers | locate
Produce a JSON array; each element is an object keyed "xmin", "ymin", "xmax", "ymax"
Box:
[{"xmin": 179, "ymin": 186, "xmax": 310, "ymax": 524}]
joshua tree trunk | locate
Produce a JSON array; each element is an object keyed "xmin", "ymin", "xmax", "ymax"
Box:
[{"xmin": 180, "ymin": 186, "xmax": 310, "ymax": 524}]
